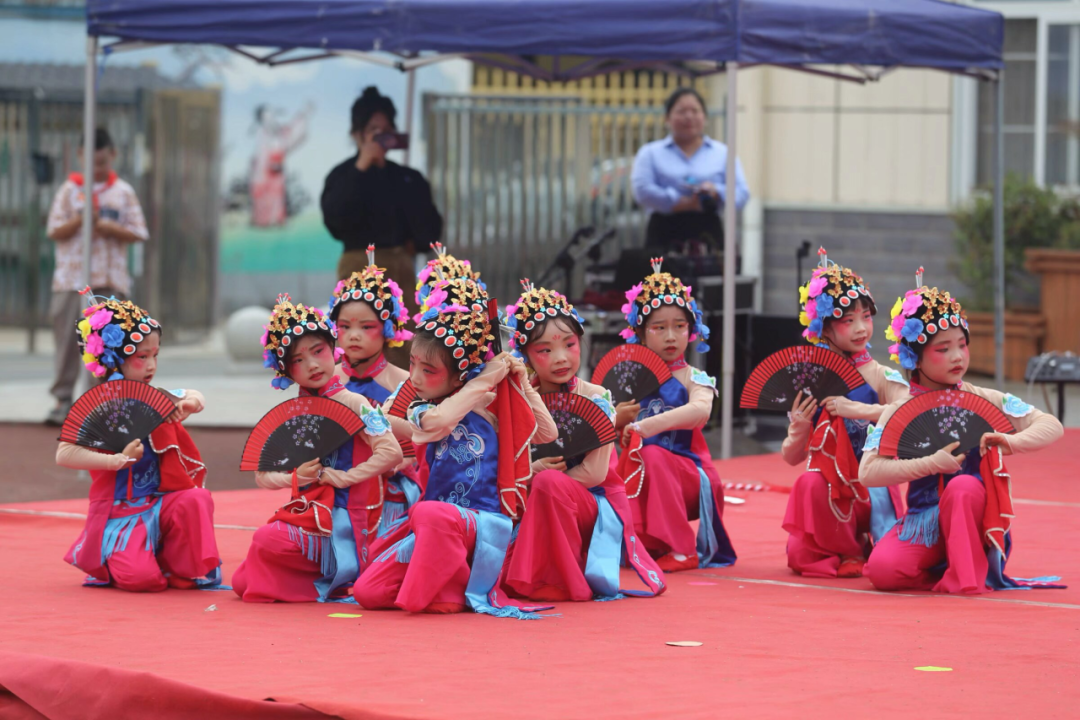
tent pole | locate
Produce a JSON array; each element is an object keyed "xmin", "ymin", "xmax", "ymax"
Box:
[
  {"xmin": 82, "ymin": 35, "xmax": 98, "ymax": 293},
  {"xmin": 404, "ymin": 67, "xmax": 416, "ymax": 167},
  {"xmin": 993, "ymin": 73, "xmax": 1005, "ymax": 388},
  {"xmin": 75, "ymin": 34, "xmax": 98, "ymax": 407},
  {"xmin": 720, "ymin": 62, "xmax": 738, "ymax": 460}
]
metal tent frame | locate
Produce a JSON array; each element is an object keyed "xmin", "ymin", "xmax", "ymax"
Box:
[{"xmin": 81, "ymin": 1, "xmax": 1007, "ymax": 458}]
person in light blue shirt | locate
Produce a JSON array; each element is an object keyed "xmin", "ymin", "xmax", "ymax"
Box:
[{"xmin": 631, "ymin": 88, "xmax": 750, "ymax": 250}]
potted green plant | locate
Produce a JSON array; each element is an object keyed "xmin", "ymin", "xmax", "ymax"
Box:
[{"xmin": 951, "ymin": 174, "xmax": 1074, "ymax": 379}]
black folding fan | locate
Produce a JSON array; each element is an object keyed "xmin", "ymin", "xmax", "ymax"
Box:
[
  {"xmin": 58, "ymin": 380, "xmax": 178, "ymax": 453},
  {"xmin": 532, "ymin": 392, "xmax": 618, "ymax": 462},
  {"xmin": 240, "ymin": 396, "xmax": 364, "ymax": 472},
  {"xmin": 590, "ymin": 344, "xmax": 672, "ymax": 405},
  {"xmin": 879, "ymin": 389, "xmax": 1015, "ymax": 460},
  {"xmin": 740, "ymin": 345, "xmax": 866, "ymax": 411}
]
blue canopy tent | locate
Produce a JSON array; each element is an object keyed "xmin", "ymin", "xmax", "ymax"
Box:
[{"xmin": 83, "ymin": 0, "xmax": 1007, "ymax": 458}]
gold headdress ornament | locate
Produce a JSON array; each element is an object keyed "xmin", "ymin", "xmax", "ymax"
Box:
[
  {"xmin": 798, "ymin": 246, "xmax": 876, "ymax": 345},
  {"xmin": 507, "ymin": 278, "xmax": 584, "ymax": 351},
  {"xmin": 621, "ymin": 257, "xmax": 711, "ymax": 352},
  {"xmin": 261, "ymin": 293, "xmax": 337, "ymax": 389},
  {"xmin": 76, "ymin": 287, "xmax": 160, "ymax": 379},
  {"xmin": 886, "ymin": 267, "xmax": 968, "ymax": 370},
  {"xmin": 329, "ymin": 244, "xmax": 413, "ymax": 347}
]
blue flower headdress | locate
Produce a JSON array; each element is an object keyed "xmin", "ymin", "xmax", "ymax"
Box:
[
  {"xmin": 797, "ymin": 247, "xmax": 876, "ymax": 346},
  {"xmin": 415, "ymin": 280, "xmax": 495, "ymax": 382},
  {"xmin": 262, "ymin": 293, "xmax": 338, "ymax": 390},
  {"xmin": 76, "ymin": 287, "xmax": 160, "ymax": 380},
  {"xmin": 620, "ymin": 257, "xmax": 710, "ymax": 353},
  {"xmin": 414, "ymin": 242, "xmax": 484, "ymax": 310},
  {"xmin": 413, "ymin": 274, "xmax": 489, "ymax": 325},
  {"xmin": 885, "ymin": 267, "xmax": 969, "ymax": 371},
  {"xmin": 506, "ymin": 279, "xmax": 584, "ymax": 356},
  {"xmin": 328, "ymin": 244, "xmax": 413, "ymax": 348}
]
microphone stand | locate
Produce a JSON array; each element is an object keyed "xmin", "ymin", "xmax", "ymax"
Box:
[{"xmin": 535, "ymin": 226, "xmax": 617, "ymax": 298}]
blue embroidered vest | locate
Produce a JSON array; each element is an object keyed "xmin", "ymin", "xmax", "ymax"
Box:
[
  {"xmin": 346, "ymin": 376, "xmax": 392, "ymax": 405},
  {"xmin": 637, "ymin": 377, "xmax": 698, "ymax": 465},
  {"xmin": 114, "ymin": 437, "xmax": 161, "ymax": 501},
  {"xmin": 423, "ymin": 410, "xmax": 500, "ymax": 514},
  {"xmin": 906, "ymin": 448, "xmax": 981, "ymax": 513},
  {"xmin": 841, "ymin": 383, "xmax": 878, "ymax": 464},
  {"xmin": 321, "ymin": 438, "xmax": 356, "ymax": 508}
]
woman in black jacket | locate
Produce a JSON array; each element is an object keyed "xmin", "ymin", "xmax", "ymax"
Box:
[{"xmin": 321, "ymin": 86, "xmax": 443, "ymax": 362}]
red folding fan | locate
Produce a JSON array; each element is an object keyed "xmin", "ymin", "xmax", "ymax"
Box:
[
  {"xmin": 240, "ymin": 396, "xmax": 364, "ymax": 472},
  {"xmin": 388, "ymin": 379, "xmax": 418, "ymax": 420},
  {"xmin": 879, "ymin": 389, "xmax": 1014, "ymax": 460},
  {"xmin": 590, "ymin": 344, "xmax": 673, "ymax": 405},
  {"xmin": 533, "ymin": 392, "xmax": 618, "ymax": 462},
  {"xmin": 387, "ymin": 380, "xmax": 418, "ymax": 458},
  {"xmin": 59, "ymin": 380, "xmax": 178, "ymax": 453},
  {"xmin": 740, "ymin": 345, "xmax": 865, "ymax": 411}
]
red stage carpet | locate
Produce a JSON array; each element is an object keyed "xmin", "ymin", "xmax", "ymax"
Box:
[{"xmin": 2, "ymin": 433, "xmax": 1079, "ymax": 719}]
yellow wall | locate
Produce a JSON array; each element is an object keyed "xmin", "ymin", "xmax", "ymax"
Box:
[
  {"xmin": 471, "ymin": 65, "xmax": 711, "ymax": 107},
  {"xmin": 711, "ymin": 66, "xmax": 953, "ymax": 209}
]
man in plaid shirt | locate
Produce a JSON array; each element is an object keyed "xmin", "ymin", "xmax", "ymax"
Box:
[{"xmin": 45, "ymin": 128, "xmax": 148, "ymax": 425}]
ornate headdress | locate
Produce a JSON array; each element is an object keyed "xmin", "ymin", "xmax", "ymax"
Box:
[
  {"xmin": 798, "ymin": 247, "xmax": 876, "ymax": 346},
  {"xmin": 76, "ymin": 287, "xmax": 160, "ymax": 379},
  {"xmin": 885, "ymin": 267, "xmax": 969, "ymax": 370},
  {"xmin": 328, "ymin": 245, "xmax": 413, "ymax": 348},
  {"xmin": 413, "ymin": 275, "xmax": 489, "ymax": 324},
  {"xmin": 506, "ymin": 279, "xmax": 584, "ymax": 353},
  {"xmin": 619, "ymin": 257, "xmax": 710, "ymax": 353},
  {"xmin": 261, "ymin": 293, "xmax": 338, "ymax": 390},
  {"xmin": 415, "ymin": 242, "xmax": 483, "ymax": 308},
  {"xmin": 415, "ymin": 283, "xmax": 496, "ymax": 381}
]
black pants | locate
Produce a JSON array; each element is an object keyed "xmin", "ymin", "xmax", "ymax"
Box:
[{"xmin": 644, "ymin": 211, "xmax": 723, "ymax": 250}]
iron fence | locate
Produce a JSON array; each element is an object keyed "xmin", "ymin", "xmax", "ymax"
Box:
[
  {"xmin": 0, "ymin": 90, "xmax": 142, "ymax": 341},
  {"xmin": 0, "ymin": 82, "xmax": 219, "ymax": 343},
  {"xmin": 424, "ymin": 92, "xmax": 724, "ymax": 302}
]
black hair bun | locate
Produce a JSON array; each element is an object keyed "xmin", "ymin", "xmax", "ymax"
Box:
[{"xmin": 351, "ymin": 86, "xmax": 397, "ymax": 133}]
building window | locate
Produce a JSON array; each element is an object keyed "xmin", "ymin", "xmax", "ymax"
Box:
[
  {"xmin": 1045, "ymin": 23, "xmax": 1080, "ymax": 187},
  {"xmin": 976, "ymin": 19, "xmax": 1037, "ymax": 186}
]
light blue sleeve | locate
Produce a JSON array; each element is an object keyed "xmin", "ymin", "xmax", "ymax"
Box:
[
  {"xmin": 717, "ymin": 152, "xmax": 751, "ymax": 211},
  {"xmin": 863, "ymin": 424, "xmax": 882, "ymax": 452},
  {"xmin": 407, "ymin": 402, "xmax": 437, "ymax": 430},
  {"xmin": 631, "ymin": 144, "xmax": 681, "ymax": 214}
]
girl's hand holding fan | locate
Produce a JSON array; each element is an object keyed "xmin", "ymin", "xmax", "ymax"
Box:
[
  {"xmin": 614, "ymin": 401, "xmax": 641, "ymax": 430},
  {"xmin": 296, "ymin": 458, "xmax": 324, "ymax": 483},
  {"xmin": 121, "ymin": 438, "xmax": 143, "ymax": 463},
  {"xmin": 788, "ymin": 391, "xmax": 817, "ymax": 433}
]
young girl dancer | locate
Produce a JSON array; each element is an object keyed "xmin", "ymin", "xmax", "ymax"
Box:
[
  {"xmin": 618, "ymin": 258, "xmax": 736, "ymax": 572},
  {"xmin": 232, "ymin": 295, "xmax": 402, "ymax": 602},
  {"xmin": 781, "ymin": 249, "xmax": 907, "ymax": 578},
  {"xmin": 501, "ymin": 281, "xmax": 666, "ymax": 601},
  {"xmin": 859, "ymin": 273, "xmax": 1064, "ymax": 594},
  {"xmin": 55, "ymin": 291, "xmax": 221, "ymax": 592},
  {"xmin": 353, "ymin": 285, "xmax": 559, "ymax": 616},
  {"xmin": 329, "ymin": 245, "xmax": 421, "ymax": 537}
]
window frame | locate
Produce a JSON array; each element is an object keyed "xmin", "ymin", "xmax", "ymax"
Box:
[{"xmin": 970, "ymin": 2, "xmax": 1080, "ymax": 191}]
